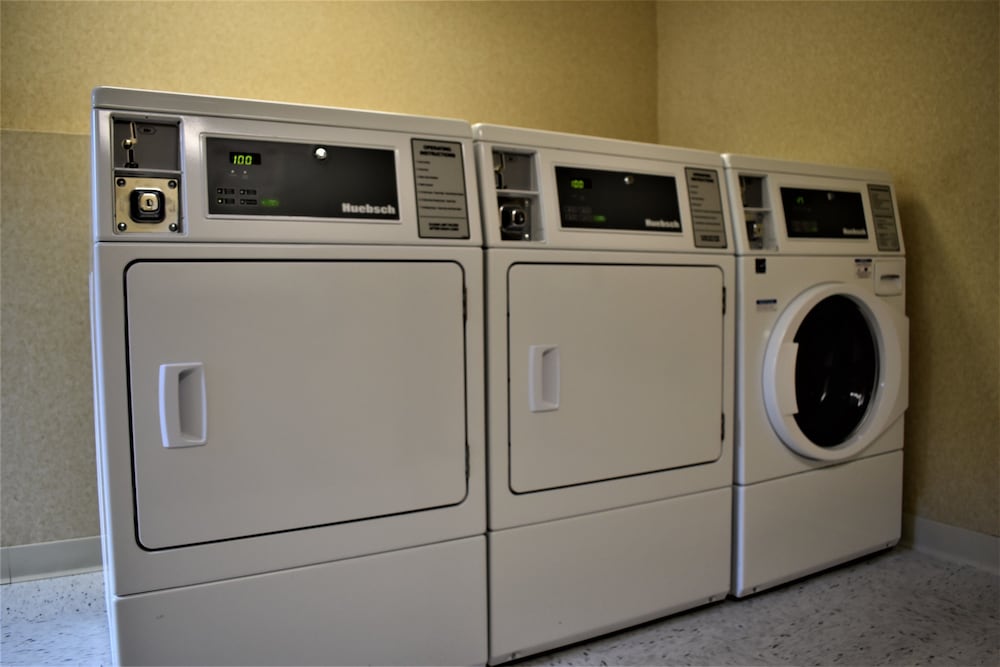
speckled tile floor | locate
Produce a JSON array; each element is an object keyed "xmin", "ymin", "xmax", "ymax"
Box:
[{"xmin": 1, "ymin": 547, "xmax": 997, "ymax": 666}]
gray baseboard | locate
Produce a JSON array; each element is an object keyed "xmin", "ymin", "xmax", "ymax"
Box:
[
  {"xmin": 0, "ymin": 536, "xmax": 102, "ymax": 584},
  {"xmin": 901, "ymin": 513, "xmax": 1000, "ymax": 575}
]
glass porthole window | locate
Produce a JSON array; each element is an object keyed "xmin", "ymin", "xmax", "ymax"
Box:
[
  {"xmin": 762, "ymin": 282, "xmax": 908, "ymax": 462},
  {"xmin": 792, "ymin": 295, "xmax": 878, "ymax": 447}
]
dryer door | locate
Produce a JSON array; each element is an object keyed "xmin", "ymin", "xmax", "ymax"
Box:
[
  {"xmin": 763, "ymin": 283, "xmax": 908, "ymax": 460},
  {"xmin": 507, "ymin": 262, "xmax": 725, "ymax": 493},
  {"xmin": 125, "ymin": 260, "xmax": 468, "ymax": 549}
]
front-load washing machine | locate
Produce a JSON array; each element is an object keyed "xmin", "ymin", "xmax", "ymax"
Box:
[
  {"xmin": 89, "ymin": 88, "xmax": 487, "ymax": 665},
  {"xmin": 474, "ymin": 125, "xmax": 735, "ymax": 663},
  {"xmin": 722, "ymin": 154, "xmax": 908, "ymax": 597}
]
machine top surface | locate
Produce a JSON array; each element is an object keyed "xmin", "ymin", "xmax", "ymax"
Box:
[
  {"xmin": 722, "ymin": 153, "xmax": 892, "ymax": 184},
  {"xmin": 476, "ymin": 123, "xmax": 724, "ymax": 168},
  {"xmin": 94, "ymin": 87, "xmax": 470, "ymax": 137}
]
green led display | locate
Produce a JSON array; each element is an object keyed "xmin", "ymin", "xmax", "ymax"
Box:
[{"xmin": 261, "ymin": 198, "xmax": 280, "ymax": 208}]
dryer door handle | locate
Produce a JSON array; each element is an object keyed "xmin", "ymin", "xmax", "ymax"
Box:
[
  {"xmin": 528, "ymin": 345, "xmax": 560, "ymax": 412},
  {"xmin": 158, "ymin": 362, "xmax": 208, "ymax": 448},
  {"xmin": 774, "ymin": 343, "xmax": 799, "ymax": 416}
]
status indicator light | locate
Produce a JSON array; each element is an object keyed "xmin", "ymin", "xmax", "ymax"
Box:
[
  {"xmin": 593, "ymin": 215, "xmax": 607, "ymax": 223},
  {"xmin": 261, "ymin": 198, "xmax": 280, "ymax": 208}
]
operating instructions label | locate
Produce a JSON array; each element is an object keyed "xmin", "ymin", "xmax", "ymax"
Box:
[
  {"xmin": 685, "ymin": 168, "xmax": 728, "ymax": 248},
  {"xmin": 868, "ymin": 184, "xmax": 900, "ymax": 251},
  {"xmin": 412, "ymin": 139, "xmax": 470, "ymax": 239}
]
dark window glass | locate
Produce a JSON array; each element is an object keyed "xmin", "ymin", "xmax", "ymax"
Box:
[{"xmin": 793, "ymin": 295, "xmax": 878, "ymax": 447}]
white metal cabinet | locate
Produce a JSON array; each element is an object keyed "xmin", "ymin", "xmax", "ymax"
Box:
[
  {"xmin": 473, "ymin": 124, "xmax": 736, "ymax": 663},
  {"xmin": 91, "ymin": 88, "xmax": 489, "ymax": 666}
]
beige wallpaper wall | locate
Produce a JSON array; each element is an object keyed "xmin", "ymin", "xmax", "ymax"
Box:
[
  {"xmin": 1, "ymin": 1, "xmax": 658, "ymax": 139},
  {"xmin": 656, "ymin": 1, "xmax": 999, "ymax": 536},
  {"xmin": 2, "ymin": 0, "xmax": 997, "ymax": 549},
  {"xmin": 0, "ymin": 1, "xmax": 658, "ymax": 547}
]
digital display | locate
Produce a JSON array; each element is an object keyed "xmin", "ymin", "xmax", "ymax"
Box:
[
  {"xmin": 569, "ymin": 178, "xmax": 592, "ymax": 190},
  {"xmin": 230, "ymin": 152, "xmax": 262, "ymax": 166}
]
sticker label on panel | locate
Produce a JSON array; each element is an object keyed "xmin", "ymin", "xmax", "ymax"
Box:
[
  {"xmin": 555, "ymin": 166, "xmax": 682, "ymax": 232},
  {"xmin": 756, "ymin": 298, "xmax": 778, "ymax": 312},
  {"xmin": 685, "ymin": 168, "xmax": 728, "ymax": 248},
  {"xmin": 412, "ymin": 139, "xmax": 470, "ymax": 239}
]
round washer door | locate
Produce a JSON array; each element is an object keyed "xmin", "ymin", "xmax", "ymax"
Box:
[{"xmin": 763, "ymin": 282, "xmax": 908, "ymax": 461}]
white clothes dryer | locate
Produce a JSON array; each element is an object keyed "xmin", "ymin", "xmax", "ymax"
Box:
[
  {"xmin": 475, "ymin": 125, "xmax": 735, "ymax": 663},
  {"xmin": 723, "ymin": 154, "xmax": 908, "ymax": 598},
  {"xmin": 90, "ymin": 88, "xmax": 487, "ymax": 665}
]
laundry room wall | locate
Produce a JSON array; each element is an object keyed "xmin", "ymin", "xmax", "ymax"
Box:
[
  {"xmin": 655, "ymin": 1, "xmax": 1000, "ymax": 538},
  {"xmin": 4, "ymin": 0, "xmax": 996, "ymax": 567},
  {"xmin": 0, "ymin": 1, "xmax": 658, "ymax": 552}
]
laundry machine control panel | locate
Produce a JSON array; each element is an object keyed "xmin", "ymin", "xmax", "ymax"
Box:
[
  {"xmin": 93, "ymin": 87, "xmax": 482, "ymax": 245},
  {"xmin": 554, "ymin": 166, "xmax": 682, "ymax": 232},
  {"xmin": 474, "ymin": 124, "xmax": 730, "ymax": 251},
  {"xmin": 203, "ymin": 137, "xmax": 470, "ymax": 239},
  {"xmin": 205, "ymin": 138, "xmax": 400, "ymax": 219},
  {"xmin": 723, "ymin": 154, "xmax": 903, "ymax": 256}
]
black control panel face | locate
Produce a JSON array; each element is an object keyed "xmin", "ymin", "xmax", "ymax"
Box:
[
  {"xmin": 206, "ymin": 138, "xmax": 399, "ymax": 220},
  {"xmin": 781, "ymin": 187, "xmax": 868, "ymax": 239},
  {"xmin": 556, "ymin": 166, "xmax": 682, "ymax": 233}
]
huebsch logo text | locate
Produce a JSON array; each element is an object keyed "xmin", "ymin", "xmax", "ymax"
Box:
[{"xmin": 342, "ymin": 202, "xmax": 397, "ymax": 216}]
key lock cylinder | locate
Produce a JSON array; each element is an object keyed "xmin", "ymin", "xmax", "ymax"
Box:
[{"xmin": 112, "ymin": 119, "xmax": 182, "ymax": 234}]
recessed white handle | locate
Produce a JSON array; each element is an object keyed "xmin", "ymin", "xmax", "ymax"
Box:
[
  {"xmin": 528, "ymin": 345, "xmax": 560, "ymax": 412},
  {"xmin": 159, "ymin": 362, "xmax": 207, "ymax": 448},
  {"xmin": 774, "ymin": 342, "xmax": 799, "ymax": 416}
]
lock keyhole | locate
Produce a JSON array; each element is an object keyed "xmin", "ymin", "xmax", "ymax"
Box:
[{"xmin": 130, "ymin": 188, "xmax": 165, "ymax": 223}]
